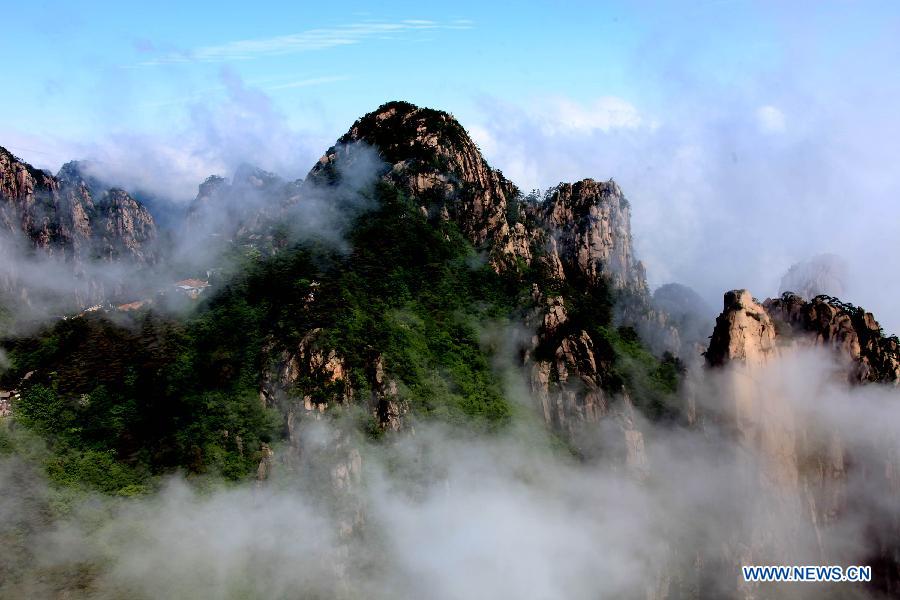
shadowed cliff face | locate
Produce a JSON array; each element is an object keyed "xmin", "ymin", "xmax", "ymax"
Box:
[
  {"xmin": 0, "ymin": 148, "xmax": 157, "ymax": 264},
  {"xmin": 0, "ymin": 148, "xmax": 158, "ymax": 314}
]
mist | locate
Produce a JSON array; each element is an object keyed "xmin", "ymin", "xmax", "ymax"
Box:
[
  {"xmin": 12, "ymin": 70, "xmax": 335, "ymax": 204},
  {"xmin": 0, "ymin": 140, "xmax": 384, "ymax": 331},
  {"xmin": 2, "ymin": 4, "xmax": 897, "ymax": 598},
  {"xmin": 1, "ymin": 344, "xmax": 895, "ymax": 599},
  {"xmin": 466, "ymin": 20, "xmax": 900, "ymax": 335}
]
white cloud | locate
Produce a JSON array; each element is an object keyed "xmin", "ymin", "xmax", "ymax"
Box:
[
  {"xmin": 756, "ymin": 105, "xmax": 786, "ymax": 133},
  {"xmin": 140, "ymin": 20, "xmax": 473, "ymax": 65},
  {"xmin": 265, "ymin": 75, "xmax": 350, "ymax": 91},
  {"xmin": 541, "ymin": 96, "xmax": 648, "ymax": 135},
  {"xmin": 467, "ymin": 86, "xmax": 900, "ymax": 334}
]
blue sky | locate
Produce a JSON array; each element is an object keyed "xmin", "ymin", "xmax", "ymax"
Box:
[
  {"xmin": 2, "ymin": 0, "xmax": 860, "ymax": 152},
  {"xmin": 2, "ymin": 1, "xmax": 899, "ymax": 330},
  {"xmin": 2, "ymin": 1, "xmax": 894, "ymax": 165}
]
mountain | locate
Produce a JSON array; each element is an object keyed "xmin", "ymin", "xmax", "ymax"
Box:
[
  {"xmin": 266, "ymin": 102, "xmax": 674, "ymax": 456},
  {"xmin": 0, "ymin": 148, "xmax": 157, "ymax": 263},
  {"xmin": 1, "ymin": 99, "xmax": 671, "ymax": 474},
  {"xmin": 0, "ymin": 101, "xmax": 897, "ymax": 598},
  {"xmin": 708, "ymin": 290, "xmax": 899, "ymax": 381},
  {"xmin": 702, "ymin": 290, "xmax": 900, "ymax": 595},
  {"xmin": 0, "ymin": 148, "xmax": 158, "ymax": 317}
]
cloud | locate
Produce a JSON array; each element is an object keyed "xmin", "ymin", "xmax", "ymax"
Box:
[
  {"xmin": 57, "ymin": 70, "xmax": 332, "ymax": 203},
  {"xmin": 542, "ymin": 96, "xmax": 649, "ymax": 135},
  {"xmin": 467, "ymin": 78, "xmax": 900, "ymax": 335},
  {"xmin": 139, "ymin": 20, "xmax": 474, "ymax": 65},
  {"xmin": 756, "ymin": 105, "xmax": 786, "ymax": 133},
  {"xmin": 469, "ymin": 97, "xmax": 648, "ymax": 149},
  {"xmin": 265, "ymin": 75, "xmax": 350, "ymax": 90},
  {"xmin": 1, "ymin": 346, "xmax": 897, "ymax": 598}
]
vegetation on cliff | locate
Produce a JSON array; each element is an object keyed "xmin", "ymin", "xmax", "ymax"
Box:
[{"xmin": 1, "ymin": 172, "xmax": 684, "ymax": 493}]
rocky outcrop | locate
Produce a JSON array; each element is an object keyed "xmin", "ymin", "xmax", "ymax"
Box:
[
  {"xmin": 309, "ymin": 101, "xmax": 532, "ymax": 269},
  {"xmin": 706, "ymin": 290, "xmax": 778, "ymax": 367},
  {"xmin": 540, "ymin": 179, "xmax": 647, "ymax": 295},
  {"xmin": 0, "ymin": 148, "xmax": 157, "ymax": 264},
  {"xmin": 93, "ymin": 188, "xmax": 157, "ymax": 261},
  {"xmin": 707, "ymin": 290, "xmax": 899, "ymax": 383},
  {"xmin": 259, "ymin": 329, "xmax": 355, "ymax": 453},
  {"xmin": 704, "ymin": 289, "xmax": 900, "ymax": 596},
  {"xmin": 260, "ymin": 329, "xmax": 407, "ymax": 454},
  {"xmin": 0, "ymin": 148, "xmax": 158, "ymax": 316},
  {"xmin": 765, "ymin": 292, "xmax": 900, "ymax": 383},
  {"xmin": 523, "ymin": 285, "xmax": 648, "ymax": 473},
  {"xmin": 1, "ymin": 149, "xmax": 91, "ymax": 259},
  {"xmin": 369, "ymin": 355, "xmax": 405, "ymax": 432}
]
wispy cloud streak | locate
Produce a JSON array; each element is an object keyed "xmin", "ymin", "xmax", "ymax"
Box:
[{"xmin": 140, "ymin": 20, "xmax": 473, "ymax": 65}]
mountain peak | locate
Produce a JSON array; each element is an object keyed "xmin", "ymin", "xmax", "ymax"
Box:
[
  {"xmin": 706, "ymin": 289, "xmax": 899, "ymax": 381},
  {"xmin": 312, "ymin": 100, "xmax": 522, "ymax": 262},
  {"xmin": 337, "ymin": 100, "xmax": 471, "ymax": 166},
  {"xmin": 57, "ymin": 160, "xmax": 107, "ymax": 196},
  {"xmin": 0, "ymin": 146, "xmax": 157, "ymax": 269},
  {"xmin": 232, "ymin": 163, "xmax": 282, "ymax": 189}
]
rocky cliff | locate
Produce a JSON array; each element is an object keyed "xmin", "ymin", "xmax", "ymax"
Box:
[
  {"xmin": 0, "ymin": 149, "xmax": 157, "ymax": 264},
  {"xmin": 0, "ymin": 148, "xmax": 159, "ymax": 317},
  {"xmin": 268, "ymin": 102, "xmax": 667, "ymax": 464},
  {"xmin": 312, "ymin": 102, "xmax": 651, "ymax": 299},
  {"xmin": 310, "ymin": 100, "xmax": 532, "ymax": 269},
  {"xmin": 704, "ymin": 289, "xmax": 900, "ymax": 596},
  {"xmin": 540, "ymin": 178, "xmax": 647, "ymax": 294},
  {"xmin": 707, "ymin": 290, "xmax": 899, "ymax": 382}
]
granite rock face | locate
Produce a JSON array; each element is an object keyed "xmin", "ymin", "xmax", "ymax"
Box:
[
  {"xmin": 540, "ymin": 178, "xmax": 647, "ymax": 295},
  {"xmin": 93, "ymin": 188, "xmax": 157, "ymax": 261},
  {"xmin": 0, "ymin": 148, "xmax": 158, "ymax": 313},
  {"xmin": 0, "ymin": 148, "xmax": 157, "ymax": 264},
  {"xmin": 764, "ymin": 292, "xmax": 899, "ymax": 383},
  {"xmin": 259, "ymin": 328, "xmax": 407, "ymax": 449},
  {"xmin": 704, "ymin": 289, "xmax": 900, "ymax": 597},
  {"xmin": 310, "ymin": 100, "xmax": 532, "ymax": 270},
  {"xmin": 706, "ymin": 290, "xmax": 778, "ymax": 367},
  {"xmin": 707, "ymin": 290, "xmax": 899, "ymax": 382}
]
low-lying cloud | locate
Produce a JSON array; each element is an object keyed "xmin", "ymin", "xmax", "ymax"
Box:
[
  {"xmin": 1, "ymin": 346, "xmax": 896, "ymax": 599},
  {"xmin": 0, "ymin": 140, "xmax": 384, "ymax": 330}
]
